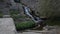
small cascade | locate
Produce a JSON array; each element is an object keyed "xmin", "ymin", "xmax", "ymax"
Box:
[
  {"xmin": 13, "ymin": 0, "xmax": 43, "ymax": 23},
  {"xmin": 22, "ymin": 5, "xmax": 43, "ymax": 23}
]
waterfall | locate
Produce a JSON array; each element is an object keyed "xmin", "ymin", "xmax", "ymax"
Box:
[
  {"xmin": 13, "ymin": 0, "xmax": 43, "ymax": 23},
  {"xmin": 22, "ymin": 5, "xmax": 43, "ymax": 23}
]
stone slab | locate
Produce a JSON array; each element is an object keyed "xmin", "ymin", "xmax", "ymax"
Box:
[{"xmin": 0, "ymin": 18, "xmax": 16, "ymax": 34}]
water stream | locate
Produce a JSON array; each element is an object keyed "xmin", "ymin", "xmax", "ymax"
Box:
[
  {"xmin": 13, "ymin": 0, "xmax": 43, "ymax": 24},
  {"xmin": 22, "ymin": 5, "xmax": 43, "ymax": 23}
]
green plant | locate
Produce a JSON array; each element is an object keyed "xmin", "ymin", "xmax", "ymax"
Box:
[
  {"xmin": 10, "ymin": 10, "xmax": 19, "ymax": 20},
  {"xmin": 15, "ymin": 21, "xmax": 36, "ymax": 31}
]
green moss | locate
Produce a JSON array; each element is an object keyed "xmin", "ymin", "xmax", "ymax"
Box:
[{"xmin": 15, "ymin": 21, "xmax": 36, "ymax": 31}]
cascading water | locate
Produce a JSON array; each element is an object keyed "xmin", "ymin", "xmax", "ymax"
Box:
[
  {"xmin": 22, "ymin": 5, "xmax": 43, "ymax": 23},
  {"xmin": 14, "ymin": 0, "xmax": 43, "ymax": 23},
  {"xmin": 14, "ymin": 0, "xmax": 47, "ymax": 30},
  {"xmin": 13, "ymin": 0, "xmax": 43, "ymax": 23}
]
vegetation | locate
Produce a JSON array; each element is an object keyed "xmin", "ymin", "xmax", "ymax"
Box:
[
  {"xmin": 9, "ymin": 0, "xmax": 60, "ymax": 31},
  {"xmin": 15, "ymin": 21, "xmax": 36, "ymax": 31},
  {"xmin": 10, "ymin": 9, "xmax": 26, "ymax": 20},
  {"xmin": 10, "ymin": 9, "xmax": 19, "ymax": 15},
  {"xmin": 10, "ymin": 9, "xmax": 60, "ymax": 31}
]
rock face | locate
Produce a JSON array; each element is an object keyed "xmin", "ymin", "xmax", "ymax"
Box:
[
  {"xmin": 0, "ymin": 0, "xmax": 60, "ymax": 17},
  {"xmin": 0, "ymin": 18, "xmax": 16, "ymax": 34},
  {"xmin": 20, "ymin": 0, "xmax": 60, "ymax": 18},
  {"xmin": 0, "ymin": 0, "xmax": 12, "ymax": 15},
  {"xmin": 0, "ymin": 0, "xmax": 24, "ymax": 15}
]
